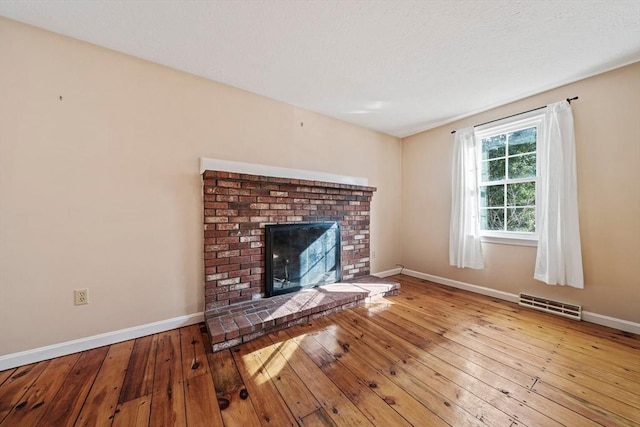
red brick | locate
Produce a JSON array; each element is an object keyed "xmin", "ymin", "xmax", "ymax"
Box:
[
  {"xmin": 205, "ymin": 230, "xmax": 229, "ymax": 238},
  {"xmin": 256, "ymin": 197, "xmax": 276, "ymax": 203},
  {"xmin": 230, "ymin": 282, "xmax": 251, "ymax": 291},
  {"xmin": 218, "ymin": 263, "xmax": 241, "ymax": 273},
  {"xmin": 204, "ymin": 216, "xmax": 228, "ymax": 224},
  {"xmin": 241, "ymin": 181, "xmax": 261, "ymax": 189},
  {"xmin": 205, "ymin": 272, "xmax": 229, "ymax": 281},
  {"xmin": 216, "ymin": 209, "xmax": 238, "ymax": 216},
  {"xmin": 230, "ymin": 295, "xmax": 252, "ymax": 304},
  {"xmin": 217, "ymin": 250, "xmax": 241, "ymax": 258},
  {"xmin": 243, "ymin": 261, "xmax": 262, "ymax": 269},
  {"xmin": 217, "ymin": 290, "xmax": 241, "ymax": 301},
  {"xmin": 228, "ymin": 188, "xmax": 252, "ymax": 196},
  {"xmin": 229, "ymin": 268, "xmax": 251, "ymax": 278},
  {"xmin": 217, "ymin": 236, "xmax": 240, "ymax": 244},
  {"xmin": 205, "ymin": 244, "xmax": 229, "ymax": 252},
  {"xmin": 204, "ymin": 202, "xmax": 229, "ymax": 209},
  {"xmin": 241, "ymin": 248, "xmax": 262, "ymax": 256},
  {"xmin": 205, "ymin": 299, "xmax": 231, "ymax": 310},
  {"xmin": 206, "ymin": 320, "xmax": 225, "ymax": 344},
  {"xmin": 217, "ymin": 180, "xmax": 242, "ymax": 188},
  {"xmin": 216, "ymin": 195, "xmax": 238, "ymax": 202},
  {"xmin": 232, "ymin": 217, "xmax": 255, "ymax": 224},
  {"xmin": 269, "ymin": 203, "xmax": 288, "ymax": 210},
  {"xmin": 205, "ymin": 285, "xmax": 230, "ymax": 295},
  {"xmin": 242, "ymin": 287, "xmax": 263, "ymax": 296},
  {"xmin": 217, "ymin": 223, "xmax": 239, "ymax": 230},
  {"xmin": 204, "ymin": 258, "xmax": 229, "ymax": 267},
  {"xmin": 230, "ymin": 256, "xmax": 252, "ymax": 264}
]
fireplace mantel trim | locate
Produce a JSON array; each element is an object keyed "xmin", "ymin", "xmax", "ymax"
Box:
[{"xmin": 199, "ymin": 157, "xmax": 368, "ymax": 186}]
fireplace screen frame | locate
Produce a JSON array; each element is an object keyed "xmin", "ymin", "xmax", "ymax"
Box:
[{"xmin": 264, "ymin": 222, "xmax": 342, "ymax": 297}]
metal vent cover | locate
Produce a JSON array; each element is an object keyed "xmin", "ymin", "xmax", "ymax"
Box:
[{"xmin": 519, "ymin": 293, "xmax": 582, "ymax": 321}]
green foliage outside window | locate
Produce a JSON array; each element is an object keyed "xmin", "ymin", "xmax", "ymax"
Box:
[{"xmin": 480, "ymin": 127, "xmax": 537, "ymax": 233}]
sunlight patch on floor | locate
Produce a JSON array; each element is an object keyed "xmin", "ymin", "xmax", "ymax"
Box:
[
  {"xmin": 242, "ymin": 334, "xmax": 306, "ymax": 385},
  {"xmin": 362, "ymin": 300, "xmax": 395, "ymax": 314}
]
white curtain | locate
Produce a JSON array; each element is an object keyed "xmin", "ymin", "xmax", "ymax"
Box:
[
  {"xmin": 535, "ymin": 101, "xmax": 584, "ymax": 288},
  {"xmin": 449, "ymin": 127, "xmax": 484, "ymax": 269}
]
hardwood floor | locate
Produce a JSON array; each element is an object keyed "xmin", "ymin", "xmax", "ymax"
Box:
[{"xmin": 1, "ymin": 275, "xmax": 638, "ymax": 426}]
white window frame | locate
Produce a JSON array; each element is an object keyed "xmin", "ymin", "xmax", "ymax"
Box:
[{"xmin": 475, "ymin": 110, "xmax": 545, "ymax": 247}]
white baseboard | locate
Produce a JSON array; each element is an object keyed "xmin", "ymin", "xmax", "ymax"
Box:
[
  {"xmin": 403, "ymin": 269, "xmax": 520, "ymax": 303},
  {"xmin": 402, "ymin": 269, "xmax": 640, "ymax": 335},
  {"xmin": 373, "ymin": 267, "xmax": 403, "ymax": 278},
  {"xmin": 581, "ymin": 312, "xmax": 640, "ymax": 334},
  {"xmin": 0, "ymin": 312, "xmax": 204, "ymax": 371}
]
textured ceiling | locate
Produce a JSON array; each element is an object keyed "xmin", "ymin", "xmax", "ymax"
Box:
[{"xmin": 1, "ymin": 0, "xmax": 639, "ymax": 137}]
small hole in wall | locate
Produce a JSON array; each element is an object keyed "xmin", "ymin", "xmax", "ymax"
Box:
[
  {"xmin": 300, "ymin": 122, "xmax": 304, "ymax": 127},
  {"xmin": 59, "ymin": 95, "xmax": 63, "ymax": 101}
]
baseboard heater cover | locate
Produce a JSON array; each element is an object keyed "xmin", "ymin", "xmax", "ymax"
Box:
[{"xmin": 519, "ymin": 293, "xmax": 582, "ymax": 321}]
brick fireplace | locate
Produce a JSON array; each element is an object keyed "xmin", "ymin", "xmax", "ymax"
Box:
[
  {"xmin": 203, "ymin": 170, "xmax": 376, "ymax": 310},
  {"xmin": 202, "ymin": 169, "xmax": 399, "ymax": 351}
]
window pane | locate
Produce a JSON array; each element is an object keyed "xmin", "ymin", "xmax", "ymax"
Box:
[
  {"xmin": 508, "ymin": 127, "xmax": 536, "ymax": 155},
  {"xmin": 506, "ymin": 182, "xmax": 535, "ymax": 206},
  {"xmin": 508, "ymin": 153, "xmax": 536, "ymax": 179},
  {"xmin": 481, "ymin": 159, "xmax": 505, "ymax": 181},
  {"xmin": 480, "ymin": 185, "xmax": 504, "ymax": 207},
  {"xmin": 481, "ymin": 134, "xmax": 506, "ymax": 160},
  {"xmin": 480, "ymin": 208, "xmax": 504, "ymax": 231},
  {"xmin": 506, "ymin": 208, "xmax": 535, "ymax": 232}
]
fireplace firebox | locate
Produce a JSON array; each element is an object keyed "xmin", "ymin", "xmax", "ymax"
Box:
[{"xmin": 265, "ymin": 222, "xmax": 341, "ymax": 297}]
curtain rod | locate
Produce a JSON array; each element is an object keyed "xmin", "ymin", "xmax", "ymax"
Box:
[{"xmin": 450, "ymin": 96, "xmax": 579, "ymax": 134}]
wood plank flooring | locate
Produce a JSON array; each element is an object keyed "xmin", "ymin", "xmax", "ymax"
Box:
[{"xmin": 1, "ymin": 275, "xmax": 638, "ymax": 426}]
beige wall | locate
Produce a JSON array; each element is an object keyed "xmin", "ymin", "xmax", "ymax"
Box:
[
  {"xmin": 402, "ymin": 62, "xmax": 640, "ymax": 323},
  {"xmin": 0, "ymin": 18, "xmax": 402, "ymax": 355}
]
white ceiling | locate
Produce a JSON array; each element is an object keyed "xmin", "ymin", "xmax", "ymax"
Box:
[{"xmin": 1, "ymin": 1, "xmax": 639, "ymax": 137}]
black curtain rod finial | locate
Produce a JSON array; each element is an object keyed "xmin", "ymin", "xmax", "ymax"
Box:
[{"xmin": 450, "ymin": 96, "xmax": 579, "ymax": 134}]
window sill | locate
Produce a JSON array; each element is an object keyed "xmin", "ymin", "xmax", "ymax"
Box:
[{"xmin": 481, "ymin": 236, "xmax": 538, "ymax": 247}]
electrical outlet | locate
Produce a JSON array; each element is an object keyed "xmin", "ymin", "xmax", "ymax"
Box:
[{"xmin": 74, "ymin": 289, "xmax": 88, "ymax": 305}]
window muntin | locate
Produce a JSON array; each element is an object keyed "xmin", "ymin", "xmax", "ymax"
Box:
[{"xmin": 476, "ymin": 113, "xmax": 543, "ymax": 240}]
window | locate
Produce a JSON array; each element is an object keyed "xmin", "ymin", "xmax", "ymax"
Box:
[{"xmin": 475, "ymin": 111, "xmax": 544, "ymax": 244}]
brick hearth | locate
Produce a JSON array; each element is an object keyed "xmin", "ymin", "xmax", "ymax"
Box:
[{"xmin": 205, "ymin": 275, "xmax": 399, "ymax": 352}]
